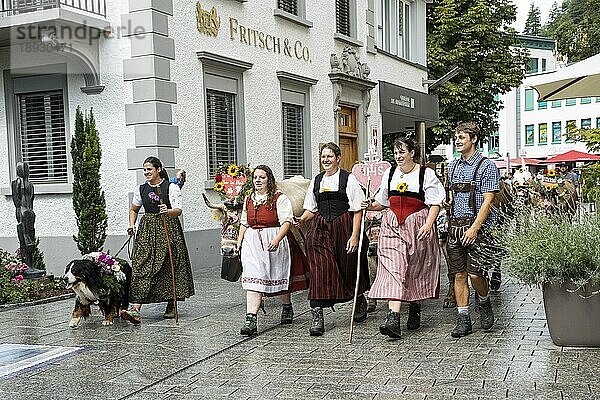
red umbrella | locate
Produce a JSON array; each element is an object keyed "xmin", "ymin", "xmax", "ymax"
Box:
[{"xmin": 542, "ymin": 150, "xmax": 600, "ymax": 163}]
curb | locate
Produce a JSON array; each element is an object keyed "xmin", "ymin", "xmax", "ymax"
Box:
[{"xmin": 0, "ymin": 293, "xmax": 75, "ymax": 312}]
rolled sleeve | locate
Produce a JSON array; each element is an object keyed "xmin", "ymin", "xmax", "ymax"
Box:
[
  {"xmin": 347, "ymin": 174, "xmax": 366, "ymax": 211},
  {"xmin": 276, "ymin": 194, "xmax": 294, "ymax": 225},
  {"xmin": 424, "ymin": 168, "xmax": 446, "ymax": 206},
  {"xmin": 132, "ymin": 187, "xmax": 142, "ymax": 207},
  {"xmin": 374, "ymin": 168, "xmax": 391, "ymax": 207},
  {"xmin": 169, "ymin": 183, "xmax": 183, "ymax": 210},
  {"xmin": 303, "ymin": 178, "xmax": 318, "ymax": 212}
]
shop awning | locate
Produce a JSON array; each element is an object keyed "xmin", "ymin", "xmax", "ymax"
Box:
[
  {"xmin": 379, "ymin": 81, "xmax": 439, "ymax": 133},
  {"xmin": 492, "ymin": 158, "xmax": 542, "ymax": 168},
  {"xmin": 541, "ymin": 150, "xmax": 600, "ymax": 163},
  {"xmin": 530, "ymin": 54, "xmax": 600, "ymax": 101}
]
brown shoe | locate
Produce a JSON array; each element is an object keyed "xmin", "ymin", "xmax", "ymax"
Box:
[{"xmin": 164, "ymin": 301, "xmax": 175, "ymax": 319}]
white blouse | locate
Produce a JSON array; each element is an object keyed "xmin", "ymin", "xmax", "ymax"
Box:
[
  {"xmin": 375, "ymin": 167, "xmax": 445, "ymax": 207},
  {"xmin": 303, "ymin": 169, "xmax": 366, "ymax": 213},
  {"xmin": 240, "ymin": 192, "xmax": 294, "ymax": 227},
  {"xmin": 132, "ymin": 181, "xmax": 183, "ymax": 210}
]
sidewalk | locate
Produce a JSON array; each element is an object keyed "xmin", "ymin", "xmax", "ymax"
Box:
[{"xmin": 0, "ymin": 260, "xmax": 599, "ymax": 400}]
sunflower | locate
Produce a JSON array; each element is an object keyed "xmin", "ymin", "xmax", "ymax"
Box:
[
  {"xmin": 547, "ymin": 169, "xmax": 556, "ymax": 177},
  {"xmin": 227, "ymin": 164, "xmax": 239, "ymax": 177},
  {"xmin": 396, "ymin": 182, "xmax": 408, "ymax": 192},
  {"xmin": 213, "ymin": 181, "xmax": 225, "ymax": 192},
  {"xmin": 514, "ymin": 181, "xmax": 522, "ymax": 187}
]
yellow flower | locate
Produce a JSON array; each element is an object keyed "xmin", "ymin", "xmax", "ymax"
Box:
[
  {"xmin": 213, "ymin": 182, "xmax": 225, "ymax": 192},
  {"xmin": 245, "ymin": 189, "xmax": 252, "ymax": 196},
  {"xmin": 514, "ymin": 181, "xmax": 522, "ymax": 187},
  {"xmin": 227, "ymin": 164, "xmax": 239, "ymax": 177},
  {"xmin": 547, "ymin": 169, "xmax": 556, "ymax": 177},
  {"xmin": 396, "ymin": 182, "xmax": 408, "ymax": 193},
  {"xmin": 321, "ymin": 188, "xmax": 330, "ymax": 192}
]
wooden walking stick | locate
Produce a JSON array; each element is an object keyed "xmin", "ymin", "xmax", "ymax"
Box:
[
  {"xmin": 157, "ymin": 186, "xmax": 179, "ymax": 325},
  {"xmin": 349, "ymin": 178, "xmax": 370, "ymax": 344}
]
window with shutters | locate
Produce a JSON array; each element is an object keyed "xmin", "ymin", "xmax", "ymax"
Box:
[
  {"xmin": 15, "ymin": 90, "xmax": 68, "ymax": 184},
  {"xmin": 278, "ymin": 0, "xmax": 298, "ymax": 15},
  {"xmin": 336, "ymin": 0, "xmax": 351, "ymax": 36},
  {"xmin": 282, "ymin": 103, "xmax": 304, "ymax": 178},
  {"xmin": 377, "ymin": 0, "xmax": 411, "ymax": 59},
  {"xmin": 206, "ymin": 89, "xmax": 237, "ymax": 177}
]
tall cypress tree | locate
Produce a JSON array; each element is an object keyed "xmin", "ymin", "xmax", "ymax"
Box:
[
  {"xmin": 71, "ymin": 108, "xmax": 107, "ymax": 254},
  {"xmin": 523, "ymin": 3, "xmax": 542, "ymax": 35}
]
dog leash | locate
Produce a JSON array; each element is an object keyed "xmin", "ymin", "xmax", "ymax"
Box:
[{"xmin": 114, "ymin": 235, "xmax": 133, "ymax": 259}]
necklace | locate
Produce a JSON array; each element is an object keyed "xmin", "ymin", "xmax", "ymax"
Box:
[{"xmin": 398, "ymin": 163, "xmax": 417, "ymax": 178}]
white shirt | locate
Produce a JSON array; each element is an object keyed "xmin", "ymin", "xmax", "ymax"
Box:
[
  {"xmin": 132, "ymin": 181, "xmax": 183, "ymax": 210},
  {"xmin": 241, "ymin": 192, "xmax": 294, "ymax": 226},
  {"xmin": 303, "ymin": 169, "xmax": 366, "ymax": 212},
  {"xmin": 375, "ymin": 167, "xmax": 445, "ymax": 207}
]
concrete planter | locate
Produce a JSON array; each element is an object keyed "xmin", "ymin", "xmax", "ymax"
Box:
[{"xmin": 543, "ymin": 281, "xmax": 600, "ymax": 347}]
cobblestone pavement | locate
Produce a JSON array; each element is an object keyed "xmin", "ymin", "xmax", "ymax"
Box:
[{"xmin": 0, "ymin": 260, "xmax": 599, "ymax": 400}]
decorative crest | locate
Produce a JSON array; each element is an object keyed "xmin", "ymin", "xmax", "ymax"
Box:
[
  {"xmin": 330, "ymin": 46, "xmax": 371, "ymax": 79},
  {"xmin": 196, "ymin": 1, "xmax": 221, "ymax": 37}
]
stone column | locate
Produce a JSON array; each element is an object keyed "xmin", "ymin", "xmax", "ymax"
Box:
[{"xmin": 122, "ymin": 0, "xmax": 179, "ymax": 183}]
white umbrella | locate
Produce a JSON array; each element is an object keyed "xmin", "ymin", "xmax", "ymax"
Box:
[{"xmin": 530, "ymin": 53, "xmax": 600, "ymax": 101}]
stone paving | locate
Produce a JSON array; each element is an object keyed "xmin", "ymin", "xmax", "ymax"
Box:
[{"xmin": 0, "ymin": 260, "xmax": 599, "ymax": 400}]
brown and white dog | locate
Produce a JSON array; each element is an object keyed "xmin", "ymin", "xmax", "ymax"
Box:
[{"xmin": 62, "ymin": 259, "xmax": 132, "ymax": 328}]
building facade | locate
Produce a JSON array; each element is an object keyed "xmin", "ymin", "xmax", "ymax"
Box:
[{"xmin": 0, "ymin": 0, "xmax": 438, "ymax": 275}]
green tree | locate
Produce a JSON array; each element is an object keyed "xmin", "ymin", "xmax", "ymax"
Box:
[
  {"xmin": 542, "ymin": 0, "xmax": 600, "ymax": 62},
  {"xmin": 426, "ymin": 0, "xmax": 528, "ymax": 150},
  {"xmin": 523, "ymin": 3, "xmax": 542, "ymax": 35},
  {"xmin": 566, "ymin": 127, "xmax": 600, "ymax": 203},
  {"xmin": 71, "ymin": 108, "xmax": 107, "ymax": 254}
]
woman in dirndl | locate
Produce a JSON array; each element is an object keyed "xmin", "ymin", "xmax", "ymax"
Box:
[
  {"xmin": 362, "ymin": 137, "xmax": 444, "ymax": 338},
  {"xmin": 236, "ymin": 165, "xmax": 308, "ymax": 335},
  {"xmin": 121, "ymin": 156, "xmax": 195, "ymax": 324},
  {"xmin": 296, "ymin": 142, "xmax": 370, "ymax": 337}
]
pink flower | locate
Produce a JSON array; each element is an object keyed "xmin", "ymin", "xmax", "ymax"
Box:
[{"xmin": 15, "ymin": 275, "xmax": 23, "ymax": 281}]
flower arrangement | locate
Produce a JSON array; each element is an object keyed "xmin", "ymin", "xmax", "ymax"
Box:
[
  {"xmin": 213, "ymin": 163, "xmax": 254, "ymax": 206},
  {"xmin": 83, "ymin": 252, "xmax": 126, "ymax": 282},
  {"xmin": 148, "ymin": 191, "xmax": 161, "ymax": 203}
]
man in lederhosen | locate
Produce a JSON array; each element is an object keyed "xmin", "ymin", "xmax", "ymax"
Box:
[{"xmin": 446, "ymin": 122, "xmax": 500, "ymax": 337}]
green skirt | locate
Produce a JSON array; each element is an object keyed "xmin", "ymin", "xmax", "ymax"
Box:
[{"xmin": 130, "ymin": 213, "xmax": 195, "ymax": 304}]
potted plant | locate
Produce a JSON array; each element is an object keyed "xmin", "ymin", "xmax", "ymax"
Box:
[{"xmin": 499, "ymin": 209, "xmax": 600, "ymax": 346}]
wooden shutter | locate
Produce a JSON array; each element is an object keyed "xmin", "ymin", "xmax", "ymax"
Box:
[
  {"xmin": 336, "ymin": 0, "xmax": 351, "ymax": 36},
  {"xmin": 206, "ymin": 89, "xmax": 237, "ymax": 177},
  {"xmin": 282, "ymin": 103, "xmax": 304, "ymax": 178},
  {"xmin": 16, "ymin": 90, "xmax": 68, "ymax": 183},
  {"xmin": 278, "ymin": 0, "xmax": 298, "ymax": 15}
]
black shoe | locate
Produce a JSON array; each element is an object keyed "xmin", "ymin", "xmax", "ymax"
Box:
[
  {"xmin": 477, "ymin": 297, "xmax": 495, "ymax": 330},
  {"xmin": 406, "ymin": 302, "xmax": 421, "ymax": 330},
  {"xmin": 353, "ymin": 295, "xmax": 368, "ymax": 322},
  {"xmin": 366, "ymin": 297, "xmax": 377, "ymax": 313},
  {"xmin": 281, "ymin": 304, "xmax": 293, "ymax": 324},
  {"xmin": 379, "ymin": 309, "xmax": 401, "ymax": 338},
  {"xmin": 490, "ymin": 272, "xmax": 501, "ymax": 291},
  {"xmin": 240, "ymin": 313, "xmax": 257, "ymax": 336},
  {"xmin": 451, "ymin": 313, "xmax": 473, "ymax": 338},
  {"xmin": 309, "ymin": 307, "xmax": 324, "ymax": 336}
]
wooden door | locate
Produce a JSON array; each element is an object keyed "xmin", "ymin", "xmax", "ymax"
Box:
[{"xmin": 338, "ymin": 106, "xmax": 358, "ymax": 171}]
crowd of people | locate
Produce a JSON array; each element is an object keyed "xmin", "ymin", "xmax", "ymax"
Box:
[{"xmin": 121, "ymin": 121, "xmax": 506, "ymax": 340}]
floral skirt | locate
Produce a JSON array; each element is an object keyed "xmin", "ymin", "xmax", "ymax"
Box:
[{"xmin": 130, "ymin": 214, "xmax": 195, "ymax": 304}]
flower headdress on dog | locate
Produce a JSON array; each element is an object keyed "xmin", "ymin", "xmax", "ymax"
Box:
[{"xmin": 83, "ymin": 252, "xmax": 126, "ymax": 282}]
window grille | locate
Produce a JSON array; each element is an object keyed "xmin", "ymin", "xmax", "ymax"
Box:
[
  {"xmin": 16, "ymin": 90, "xmax": 68, "ymax": 183},
  {"xmin": 282, "ymin": 103, "xmax": 304, "ymax": 178},
  {"xmin": 336, "ymin": 0, "xmax": 351, "ymax": 36},
  {"xmin": 278, "ymin": 0, "xmax": 297, "ymax": 15},
  {"xmin": 206, "ymin": 89, "xmax": 237, "ymax": 177}
]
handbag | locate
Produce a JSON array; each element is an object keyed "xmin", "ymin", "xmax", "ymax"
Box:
[{"xmin": 221, "ymin": 255, "xmax": 242, "ymax": 282}]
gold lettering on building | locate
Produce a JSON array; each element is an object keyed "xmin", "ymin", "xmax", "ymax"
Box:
[
  {"xmin": 196, "ymin": 1, "xmax": 220, "ymax": 37},
  {"xmin": 228, "ymin": 17, "xmax": 311, "ymax": 63}
]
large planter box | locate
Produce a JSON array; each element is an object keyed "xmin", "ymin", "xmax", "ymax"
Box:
[{"xmin": 543, "ymin": 281, "xmax": 600, "ymax": 347}]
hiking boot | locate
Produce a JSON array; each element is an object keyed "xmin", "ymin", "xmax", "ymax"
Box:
[
  {"xmin": 379, "ymin": 309, "xmax": 401, "ymax": 338},
  {"xmin": 451, "ymin": 313, "xmax": 473, "ymax": 338},
  {"xmin": 281, "ymin": 304, "xmax": 294, "ymax": 324},
  {"xmin": 240, "ymin": 313, "xmax": 257, "ymax": 336},
  {"xmin": 353, "ymin": 295, "xmax": 368, "ymax": 322},
  {"xmin": 406, "ymin": 302, "xmax": 421, "ymax": 330},
  {"xmin": 309, "ymin": 307, "xmax": 324, "ymax": 336},
  {"xmin": 490, "ymin": 271, "xmax": 501, "ymax": 291},
  {"xmin": 477, "ymin": 297, "xmax": 495, "ymax": 330},
  {"xmin": 366, "ymin": 297, "xmax": 377, "ymax": 313}
]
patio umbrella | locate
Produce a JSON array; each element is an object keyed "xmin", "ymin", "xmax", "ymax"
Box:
[
  {"xmin": 542, "ymin": 150, "xmax": 600, "ymax": 164},
  {"xmin": 530, "ymin": 54, "xmax": 600, "ymax": 101}
]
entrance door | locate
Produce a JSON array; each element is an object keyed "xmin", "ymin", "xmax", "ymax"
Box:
[{"xmin": 338, "ymin": 106, "xmax": 358, "ymax": 171}]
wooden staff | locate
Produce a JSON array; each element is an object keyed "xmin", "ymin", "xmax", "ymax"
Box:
[
  {"xmin": 349, "ymin": 178, "xmax": 370, "ymax": 344},
  {"xmin": 157, "ymin": 185, "xmax": 179, "ymax": 324}
]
